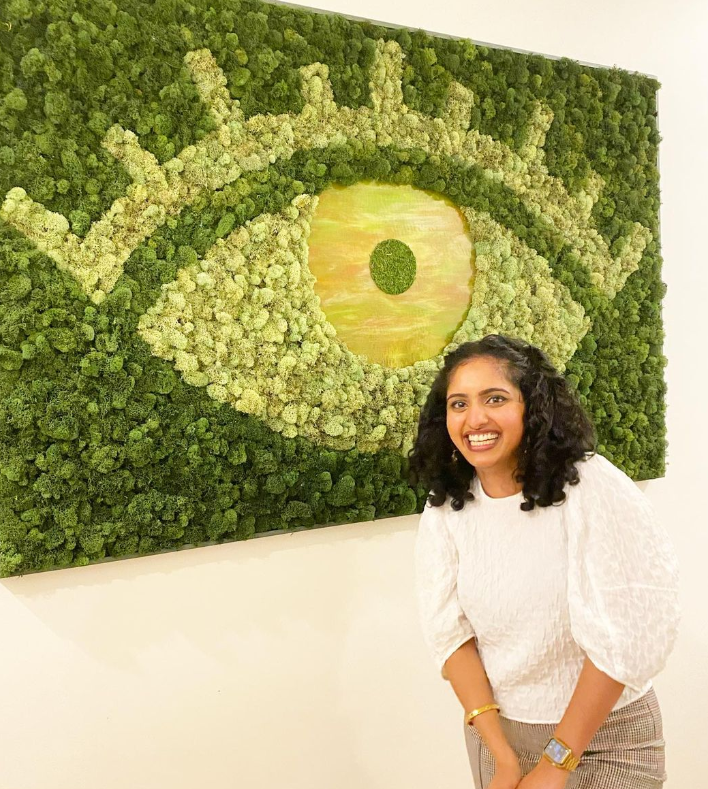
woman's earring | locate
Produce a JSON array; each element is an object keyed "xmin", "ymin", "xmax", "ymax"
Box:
[{"xmin": 452, "ymin": 448, "xmax": 460, "ymax": 463}]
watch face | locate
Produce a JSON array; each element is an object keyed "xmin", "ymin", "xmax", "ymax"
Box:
[{"xmin": 544, "ymin": 738, "xmax": 570, "ymax": 764}]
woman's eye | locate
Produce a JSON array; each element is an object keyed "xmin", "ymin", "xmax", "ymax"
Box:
[{"xmin": 487, "ymin": 395, "xmax": 506, "ymax": 404}]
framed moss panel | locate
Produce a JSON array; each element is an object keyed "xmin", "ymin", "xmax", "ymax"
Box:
[{"xmin": 0, "ymin": 0, "xmax": 665, "ymax": 576}]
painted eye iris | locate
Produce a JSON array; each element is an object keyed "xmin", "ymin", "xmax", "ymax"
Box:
[{"xmin": 306, "ymin": 182, "xmax": 474, "ymax": 368}]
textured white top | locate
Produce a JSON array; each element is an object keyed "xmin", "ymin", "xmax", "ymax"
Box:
[{"xmin": 414, "ymin": 453, "xmax": 680, "ymax": 723}]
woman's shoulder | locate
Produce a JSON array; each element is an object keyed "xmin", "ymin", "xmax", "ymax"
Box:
[
  {"xmin": 575, "ymin": 451, "xmax": 632, "ymax": 482},
  {"xmin": 571, "ymin": 451, "xmax": 647, "ymax": 507},
  {"xmin": 419, "ymin": 494, "xmax": 454, "ymax": 526},
  {"xmin": 420, "ymin": 489, "xmax": 479, "ymax": 535}
]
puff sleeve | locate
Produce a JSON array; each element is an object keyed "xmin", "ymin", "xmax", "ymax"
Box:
[
  {"xmin": 566, "ymin": 454, "xmax": 680, "ymax": 691},
  {"xmin": 414, "ymin": 501, "xmax": 475, "ymax": 677}
]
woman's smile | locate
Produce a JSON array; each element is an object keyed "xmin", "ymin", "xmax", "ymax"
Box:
[{"xmin": 464, "ymin": 431, "xmax": 501, "ymax": 450}]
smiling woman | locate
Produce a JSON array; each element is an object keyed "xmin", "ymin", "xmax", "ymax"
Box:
[
  {"xmin": 410, "ymin": 334, "xmax": 595, "ymax": 511},
  {"xmin": 410, "ymin": 334, "xmax": 679, "ymax": 789}
]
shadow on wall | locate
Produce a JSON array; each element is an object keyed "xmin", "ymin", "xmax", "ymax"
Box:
[{"xmin": 0, "ymin": 511, "xmax": 427, "ymax": 788}]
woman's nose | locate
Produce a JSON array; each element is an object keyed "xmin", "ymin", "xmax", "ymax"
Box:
[{"xmin": 464, "ymin": 403, "xmax": 489, "ymax": 430}]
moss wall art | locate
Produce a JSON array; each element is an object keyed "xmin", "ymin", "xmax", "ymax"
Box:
[{"xmin": 0, "ymin": 0, "xmax": 665, "ymax": 576}]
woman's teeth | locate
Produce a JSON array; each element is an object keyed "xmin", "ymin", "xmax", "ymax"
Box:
[{"xmin": 467, "ymin": 433, "xmax": 499, "ymax": 447}]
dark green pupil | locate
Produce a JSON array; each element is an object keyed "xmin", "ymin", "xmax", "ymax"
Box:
[{"xmin": 369, "ymin": 239, "xmax": 417, "ymax": 295}]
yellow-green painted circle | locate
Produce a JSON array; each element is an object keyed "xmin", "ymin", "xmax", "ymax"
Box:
[
  {"xmin": 306, "ymin": 182, "xmax": 475, "ymax": 368},
  {"xmin": 369, "ymin": 239, "xmax": 417, "ymax": 294}
]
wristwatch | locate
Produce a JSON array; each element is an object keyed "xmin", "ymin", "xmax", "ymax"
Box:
[{"xmin": 542, "ymin": 736, "xmax": 580, "ymax": 772}]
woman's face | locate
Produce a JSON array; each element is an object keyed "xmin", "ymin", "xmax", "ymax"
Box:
[{"xmin": 445, "ymin": 356, "xmax": 525, "ymax": 480}]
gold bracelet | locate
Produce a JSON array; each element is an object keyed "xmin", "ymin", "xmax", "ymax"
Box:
[{"xmin": 465, "ymin": 703, "xmax": 500, "ymax": 727}]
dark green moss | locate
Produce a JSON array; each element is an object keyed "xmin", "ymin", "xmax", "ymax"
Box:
[{"xmin": 369, "ymin": 239, "xmax": 417, "ymax": 295}]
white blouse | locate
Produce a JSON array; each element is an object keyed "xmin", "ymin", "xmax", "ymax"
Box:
[{"xmin": 414, "ymin": 452, "xmax": 680, "ymax": 723}]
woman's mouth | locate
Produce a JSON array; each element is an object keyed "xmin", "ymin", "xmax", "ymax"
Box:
[{"xmin": 465, "ymin": 432, "xmax": 500, "ymax": 451}]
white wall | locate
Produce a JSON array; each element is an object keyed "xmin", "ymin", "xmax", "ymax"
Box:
[{"xmin": 1, "ymin": 1, "xmax": 706, "ymax": 787}]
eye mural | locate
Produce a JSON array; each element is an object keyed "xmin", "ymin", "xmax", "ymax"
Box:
[{"xmin": 0, "ymin": 2, "xmax": 665, "ymax": 575}]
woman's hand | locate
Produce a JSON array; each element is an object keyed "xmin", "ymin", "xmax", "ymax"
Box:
[
  {"xmin": 517, "ymin": 759, "xmax": 570, "ymax": 788},
  {"xmin": 487, "ymin": 756, "xmax": 523, "ymax": 789}
]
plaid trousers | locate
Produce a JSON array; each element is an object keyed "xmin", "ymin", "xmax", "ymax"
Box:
[{"xmin": 464, "ymin": 687, "xmax": 666, "ymax": 788}]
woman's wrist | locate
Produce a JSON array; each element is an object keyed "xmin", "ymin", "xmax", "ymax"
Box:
[
  {"xmin": 533, "ymin": 756, "xmax": 571, "ymax": 784},
  {"xmin": 491, "ymin": 743, "xmax": 520, "ymax": 767},
  {"xmin": 468, "ymin": 712, "xmax": 517, "ymax": 765}
]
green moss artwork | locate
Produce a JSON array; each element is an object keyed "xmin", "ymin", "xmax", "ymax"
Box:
[{"xmin": 0, "ymin": 0, "xmax": 665, "ymax": 576}]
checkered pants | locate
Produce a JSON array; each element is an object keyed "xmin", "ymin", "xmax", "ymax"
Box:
[{"xmin": 464, "ymin": 687, "xmax": 666, "ymax": 788}]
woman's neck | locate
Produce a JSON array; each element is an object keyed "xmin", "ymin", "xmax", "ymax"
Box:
[{"xmin": 476, "ymin": 467, "xmax": 523, "ymax": 498}]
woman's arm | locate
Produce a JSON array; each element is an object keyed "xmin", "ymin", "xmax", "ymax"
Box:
[
  {"xmin": 517, "ymin": 656, "xmax": 625, "ymax": 788},
  {"xmin": 445, "ymin": 638, "xmax": 520, "ymax": 775},
  {"xmin": 554, "ymin": 656, "xmax": 625, "ymax": 756}
]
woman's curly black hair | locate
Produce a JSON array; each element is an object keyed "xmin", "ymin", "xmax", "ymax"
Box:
[{"xmin": 408, "ymin": 334, "xmax": 596, "ymax": 512}]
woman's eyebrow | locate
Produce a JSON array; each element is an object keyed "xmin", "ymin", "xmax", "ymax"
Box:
[{"xmin": 446, "ymin": 388, "xmax": 510, "ymax": 401}]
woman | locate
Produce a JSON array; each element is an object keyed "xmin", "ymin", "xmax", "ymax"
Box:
[{"xmin": 410, "ymin": 334, "xmax": 680, "ymax": 789}]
